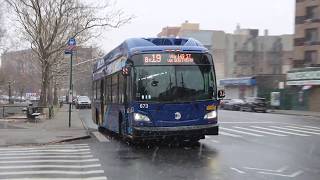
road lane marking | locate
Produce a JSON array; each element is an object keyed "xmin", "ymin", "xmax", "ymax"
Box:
[
  {"xmin": 0, "ymin": 152, "xmax": 91, "ymax": 156},
  {"xmin": 0, "ymin": 177, "xmax": 107, "ymax": 180},
  {"xmin": 303, "ymin": 125, "xmax": 320, "ymax": 130},
  {"xmin": 92, "ymin": 132, "xmax": 110, "ymax": 142},
  {"xmin": 258, "ymin": 170, "xmax": 304, "ymax": 177},
  {"xmin": 219, "ymin": 131, "xmax": 243, "ymax": 138},
  {"xmin": 270, "ymin": 126, "xmax": 320, "ymax": 135},
  {"xmin": 0, "ymin": 149, "xmax": 90, "ymax": 154},
  {"xmin": 233, "ymin": 126, "xmax": 287, "ymax": 137},
  {"xmin": 0, "ymin": 170, "xmax": 104, "ymax": 175},
  {"xmin": 230, "ymin": 167, "xmax": 246, "ymax": 174},
  {"xmin": 286, "ymin": 126, "xmax": 320, "ymax": 132},
  {"xmin": 0, "ymin": 159, "xmax": 99, "ymax": 164},
  {"xmin": 220, "ymin": 122, "xmax": 276, "ymax": 124},
  {"xmin": 244, "ymin": 166, "xmax": 288, "ymax": 172},
  {"xmin": 0, "ymin": 164, "xmax": 101, "ymax": 169},
  {"xmin": 250, "ymin": 126, "xmax": 310, "ymax": 136},
  {"xmin": 0, "ymin": 155, "xmax": 93, "ymax": 160},
  {"xmin": 220, "ymin": 127, "xmax": 264, "ymax": 137}
]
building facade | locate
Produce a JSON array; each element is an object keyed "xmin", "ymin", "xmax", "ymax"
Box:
[
  {"xmin": 0, "ymin": 49, "xmax": 41, "ymax": 97},
  {"xmin": 286, "ymin": 0, "xmax": 320, "ymax": 111}
]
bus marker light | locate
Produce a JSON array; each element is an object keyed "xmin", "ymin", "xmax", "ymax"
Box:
[{"xmin": 206, "ymin": 105, "xmax": 216, "ymax": 111}]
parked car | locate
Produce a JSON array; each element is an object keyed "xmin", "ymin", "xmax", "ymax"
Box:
[
  {"xmin": 75, "ymin": 96, "xmax": 91, "ymax": 109},
  {"xmin": 219, "ymin": 99, "xmax": 231, "ymax": 109},
  {"xmin": 240, "ymin": 97, "xmax": 267, "ymax": 113},
  {"xmin": 221, "ymin": 99, "xmax": 245, "ymax": 111}
]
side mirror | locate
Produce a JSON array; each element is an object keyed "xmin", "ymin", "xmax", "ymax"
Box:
[
  {"xmin": 122, "ymin": 66, "xmax": 131, "ymax": 76},
  {"xmin": 217, "ymin": 89, "xmax": 225, "ymax": 99}
]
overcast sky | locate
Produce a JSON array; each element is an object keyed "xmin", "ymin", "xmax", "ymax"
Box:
[{"xmin": 96, "ymin": 0, "xmax": 295, "ymax": 52}]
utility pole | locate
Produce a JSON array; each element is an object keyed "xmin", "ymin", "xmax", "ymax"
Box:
[{"xmin": 68, "ymin": 52, "xmax": 73, "ymax": 128}]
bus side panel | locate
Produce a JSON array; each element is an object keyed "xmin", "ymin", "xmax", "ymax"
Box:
[{"xmin": 103, "ymin": 104, "xmax": 125, "ymax": 133}]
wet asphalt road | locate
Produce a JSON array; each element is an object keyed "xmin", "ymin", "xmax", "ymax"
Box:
[
  {"xmin": 0, "ymin": 110, "xmax": 319, "ymax": 180},
  {"xmin": 76, "ymin": 110, "xmax": 320, "ymax": 180}
]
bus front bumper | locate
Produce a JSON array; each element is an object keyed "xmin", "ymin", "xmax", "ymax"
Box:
[{"xmin": 132, "ymin": 124, "xmax": 219, "ymax": 139}]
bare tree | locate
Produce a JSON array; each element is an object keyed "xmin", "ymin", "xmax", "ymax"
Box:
[
  {"xmin": 0, "ymin": 2, "xmax": 6, "ymax": 51},
  {"xmin": 5, "ymin": 0, "xmax": 133, "ymax": 105}
]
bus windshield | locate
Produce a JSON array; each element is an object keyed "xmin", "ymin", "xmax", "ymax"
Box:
[{"xmin": 133, "ymin": 65, "xmax": 216, "ymax": 102}]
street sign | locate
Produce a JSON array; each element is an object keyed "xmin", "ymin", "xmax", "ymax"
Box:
[
  {"xmin": 68, "ymin": 38, "xmax": 76, "ymax": 46},
  {"xmin": 65, "ymin": 38, "xmax": 77, "ymax": 54}
]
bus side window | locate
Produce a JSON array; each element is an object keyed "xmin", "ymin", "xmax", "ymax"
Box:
[
  {"xmin": 119, "ymin": 74, "xmax": 124, "ymax": 104},
  {"xmin": 111, "ymin": 73, "xmax": 119, "ymax": 103},
  {"xmin": 104, "ymin": 77, "xmax": 110, "ymax": 104},
  {"xmin": 97, "ymin": 80, "xmax": 101, "ymax": 101}
]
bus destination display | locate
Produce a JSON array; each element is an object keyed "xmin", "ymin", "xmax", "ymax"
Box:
[{"xmin": 143, "ymin": 53, "xmax": 194, "ymax": 64}]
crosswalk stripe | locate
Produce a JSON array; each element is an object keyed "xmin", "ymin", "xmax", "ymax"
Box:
[
  {"xmin": 0, "ymin": 149, "xmax": 90, "ymax": 154},
  {"xmin": 0, "ymin": 170, "xmax": 104, "ymax": 175},
  {"xmin": 219, "ymin": 131, "xmax": 243, "ymax": 138},
  {"xmin": 0, "ymin": 146, "xmax": 90, "ymax": 151},
  {"xmin": 270, "ymin": 126, "xmax": 320, "ymax": 135},
  {"xmin": 251, "ymin": 126, "xmax": 309, "ymax": 136},
  {"xmin": 233, "ymin": 126, "xmax": 287, "ymax": 137},
  {"xmin": 0, "ymin": 159, "xmax": 99, "ymax": 164},
  {"xmin": 286, "ymin": 126, "xmax": 320, "ymax": 132},
  {"xmin": 45, "ymin": 144, "xmax": 89, "ymax": 146},
  {"xmin": 0, "ymin": 177, "xmax": 107, "ymax": 180},
  {"xmin": 0, "ymin": 155, "xmax": 93, "ymax": 160},
  {"xmin": 303, "ymin": 126, "xmax": 320, "ymax": 130},
  {"xmin": 220, "ymin": 127, "xmax": 264, "ymax": 137},
  {"xmin": 0, "ymin": 164, "xmax": 101, "ymax": 169},
  {"xmin": 0, "ymin": 152, "xmax": 91, "ymax": 156}
]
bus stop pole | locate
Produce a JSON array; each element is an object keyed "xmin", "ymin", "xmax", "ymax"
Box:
[{"xmin": 68, "ymin": 52, "xmax": 73, "ymax": 128}]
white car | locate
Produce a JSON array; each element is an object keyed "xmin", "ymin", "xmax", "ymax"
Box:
[{"xmin": 75, "ymin": 96, "xmax": 91, "ymax": 109}]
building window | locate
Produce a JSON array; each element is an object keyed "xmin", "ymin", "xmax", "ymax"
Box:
[
  {"xmin": 305, "ymin": 28, "xmax": 318, "ymax": 42},
  {"xmin": 306, "ymin": 6, "xmax": 318, "ymax": 19},
  {"xmin": 305, "ymin": 50, "xmax": 318, "ymax": 64}
]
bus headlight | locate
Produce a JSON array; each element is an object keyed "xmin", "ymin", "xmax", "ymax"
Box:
[
  {"xmin": 134, "ymin": 113, "xmax": 150, "ymax": 122},
  {"xmin": 204, "ymin": 111, "xmax": 217, "ymax": 119}
]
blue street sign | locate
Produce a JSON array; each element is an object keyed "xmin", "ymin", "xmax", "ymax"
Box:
[{"xmin": 68, "ymin": 38, "xmax": 76, "ymax": 46}]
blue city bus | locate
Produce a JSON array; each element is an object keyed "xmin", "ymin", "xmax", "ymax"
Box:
[{"xmin": 92, "ymin": 38, "xmax": 224, "ymax": 142}]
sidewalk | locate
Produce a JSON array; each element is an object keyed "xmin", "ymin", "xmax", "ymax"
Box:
[
  {"xmin": 269, "ymin": 109, "xmax": 320, "ymax": 118},
  {"xmin": 0, "ymin": 105, "xmax": 90, "ymax": 147}
]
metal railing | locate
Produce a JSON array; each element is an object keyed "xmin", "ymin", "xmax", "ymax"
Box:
[{"xmin": 0, "ymin": 105, "xmax": 54, "ymax": 119}]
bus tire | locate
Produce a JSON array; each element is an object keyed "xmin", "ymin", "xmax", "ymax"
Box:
[{"xmin": 98, "ymin": 126, "xmax": 105, "ymax": 133}]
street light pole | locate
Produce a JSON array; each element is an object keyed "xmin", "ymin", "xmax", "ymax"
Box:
[{"xmin": 66, "ymin": 37, "xmax": 76, "ymax": 128}]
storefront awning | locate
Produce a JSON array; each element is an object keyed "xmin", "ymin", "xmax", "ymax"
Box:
[
  {"xmin": 220, "ymin": 77, "xmax": 256, "ymax": 86},
  {"xmin": 287, "ymin": 68, "xmax": 320, "ymax": 86}
]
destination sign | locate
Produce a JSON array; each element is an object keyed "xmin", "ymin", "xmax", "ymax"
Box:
[
  {"xmin": 143, "ymin": 53, "xmax": 194, "ymax": 64},
  {"xmin": 132, "ymin": 53, "xmax": 213, "ymax": 66}
]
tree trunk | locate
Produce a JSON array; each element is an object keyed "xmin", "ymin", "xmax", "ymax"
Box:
[
  {"xmin": 53, "ymin": 80, "xmax": 58, "ymax": 106},
  {"xmin": 39, "ymin": 63, "xmax": 50, "ymax": 106},
  {"xmin": 47, "ymin": 78, "xmax": 52, "ymax": 105}
]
